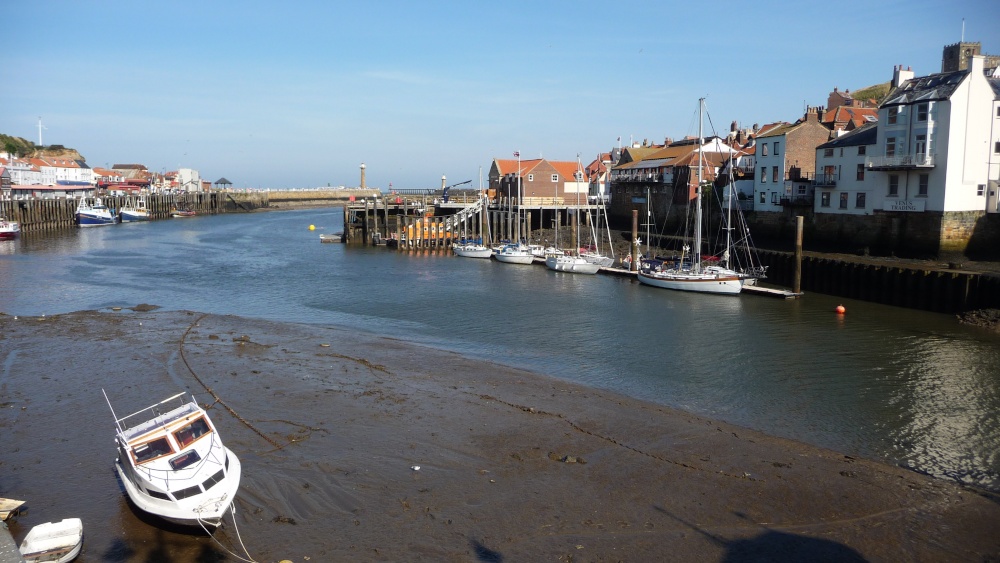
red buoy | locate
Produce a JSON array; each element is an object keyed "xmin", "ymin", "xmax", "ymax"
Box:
[{"xmin": 835, "ymin": 305, "xmax": 846, "ymax": 314}]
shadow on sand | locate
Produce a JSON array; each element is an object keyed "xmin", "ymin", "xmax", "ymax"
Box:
[{"xmin": 655, "ymin": 505, "xmax": 868, "ymax": 563}]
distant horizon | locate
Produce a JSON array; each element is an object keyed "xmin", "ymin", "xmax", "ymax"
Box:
[{"xmin": 4, "ymin": 1, "xmax": 997, "ymax": 189}]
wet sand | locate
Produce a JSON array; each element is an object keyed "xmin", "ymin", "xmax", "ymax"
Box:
[{"xmin": 1, "ymin": 309, "xmax": 998, "ymax": 562}]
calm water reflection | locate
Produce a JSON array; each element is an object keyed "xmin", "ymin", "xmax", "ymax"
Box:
[{"xmin": 1, "ymin": 207, "xmax": 998, "ymax": 490}]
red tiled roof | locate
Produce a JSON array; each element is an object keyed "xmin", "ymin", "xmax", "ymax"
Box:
[
  {"xmin": 549, "ymin": 160, "xmax": 585, "ymax": 182},
  {"xmin": 495, "ymin": 158, "xmax": 543, "ymax": 176},
  {"xmin": 822, "ymin": 106, "xmax": 878, "ymax": 129}
]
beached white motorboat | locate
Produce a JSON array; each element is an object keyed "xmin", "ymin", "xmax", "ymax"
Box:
[
  {"xmin": 18, "ymin": 517, "xmax": 83, "ymax": 563},
  {"xmin": 104, "ymin": 391, "xmax": 241, "ymax": 528}
]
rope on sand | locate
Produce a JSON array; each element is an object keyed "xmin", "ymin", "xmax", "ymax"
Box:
[{"xmin": 179, "ymin": 313, "xmax": 284, "ymax": 450}]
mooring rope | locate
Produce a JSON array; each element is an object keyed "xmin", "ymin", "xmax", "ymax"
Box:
[{"xmin": 179, "ymin": 313, "xmax": 283, "ymax": 449}]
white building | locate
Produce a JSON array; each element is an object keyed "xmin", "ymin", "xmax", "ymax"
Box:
[
  {"xmin": 813, "ymin": 122, "xmax": 878, "ymax": 215},
  {"xmin": 177, "ymin": 168, "xmax": 202, "ymax": 192},
  {"xmin": 866, "ymin": 56, "xmax": 1000, "ymax": 213},
  {"xmin": 0, "ymin": 156, "xmax": 42, "ymax": 185}
]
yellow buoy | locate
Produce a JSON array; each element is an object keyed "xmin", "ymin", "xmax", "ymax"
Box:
[{"xmin": 309, "ymin": 224, "xmax": 316, "ymax": 231}]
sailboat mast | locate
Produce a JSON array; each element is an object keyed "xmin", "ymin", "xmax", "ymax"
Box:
[
  {"xmin": 724, "ymin": 152, "xmax": 734, "ymax": 270},
  {"xmin": 517, "ymin": 151, "xmax": 522, "ymax": 243},
  {"xmin": 694, "ymin": 98, "xmax": 704, "ymax": 272}
]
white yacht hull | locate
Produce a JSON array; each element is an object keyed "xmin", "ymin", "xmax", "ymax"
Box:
[
  {"xmin": 115, "ymin": 446, "xmax": 242, "ymax": 527},
  {"xmin": 637, "ymin": 269, "xmax": 743, "ymax": 295},
  {"xmin": 453, "ymin": 245, "xmax": 492, "ymax": 258},
  {"xmin": 545, "ymin": 255, "xmax": 600, "ymax": 274}
]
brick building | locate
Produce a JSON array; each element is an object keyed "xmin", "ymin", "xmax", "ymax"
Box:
[{"xmin": 753, "ymin": 107, "xmax": 833, "ymax": 212}]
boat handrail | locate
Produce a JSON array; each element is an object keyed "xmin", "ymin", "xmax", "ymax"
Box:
[
  {"xmin": 116, "ymin": 392, "xmax": 189, "ymax": 426},
  {"xmin": 133, "ymin": 432, "xmax": 226, "ymax": 484}
]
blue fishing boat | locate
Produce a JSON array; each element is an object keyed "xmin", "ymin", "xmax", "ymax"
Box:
[{"xmin": 76, "ymin": 198, "xmax": 119, "ymax": 227}]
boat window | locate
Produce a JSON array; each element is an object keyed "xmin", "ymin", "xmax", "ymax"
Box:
[
  {"xmin": 146, "ymin": 489, "xmax": 170, "ymax": 501},
  {"xmin": 169, "ymin": 449, "xmax": 202, "ymax": 470},
  {"xmin": 132, "ymin": 437, "xmax": 173, "ymax": 464},
  {"xmin": 172, "ymin": 484, "xmax": 203, "ymax": 500},
  {"xmin": 202, "ymin": 469, "xmax": 226, "ymax": 491},
  {"xmin": 173, "ymin": 417, "xmax": 211, "ymax": 448}
]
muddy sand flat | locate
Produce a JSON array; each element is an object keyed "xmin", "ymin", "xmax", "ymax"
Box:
[{"xmin": 1, "ymin": 309, "xmax": 998, "ymax": 562}]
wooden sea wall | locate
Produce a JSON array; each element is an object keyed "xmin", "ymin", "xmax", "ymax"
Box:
[
  {"xmin": 0, "ymin": 192, "xmax": 269, "ymax": 234},
  {"xmin": 758, "ymin": 249, "xmax": 1000, "ymax": 313}
]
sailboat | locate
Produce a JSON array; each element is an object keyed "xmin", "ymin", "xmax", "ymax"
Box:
[
  {"xmin": 494, "ymin": 151, "xmax": 534, "ymax": 265},
  {"xmin": 637, "ymin": 98, "xmax": 759, "ymax": 295},
  {"xmin": 544, "ymin": 215, "xmax": 600, "ymax": 274},
  {"xmin": 453, "ymin": 168, "xmax": 493, "ymax": 258},
  {"xmin": 546, "ymin": 157, "xmax": 599, "ymax": 274},
  {"xmin": 577, "ymin": 156, "xmax": 615, "ymax": 268}
]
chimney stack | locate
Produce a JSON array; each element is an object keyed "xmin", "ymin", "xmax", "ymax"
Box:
[{"xmin": 892, "ymin": 64, "xmax": 915, "ymax": 88}]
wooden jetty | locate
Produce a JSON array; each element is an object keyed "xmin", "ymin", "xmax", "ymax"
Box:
[{"xmin": 0, "ymin": 192, "xmax": 269, "ymax": 235}]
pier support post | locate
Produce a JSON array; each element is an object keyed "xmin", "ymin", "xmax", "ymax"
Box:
[{"xmin": 794, "ymin": 215, "xmax": 804, "ymax": 294}]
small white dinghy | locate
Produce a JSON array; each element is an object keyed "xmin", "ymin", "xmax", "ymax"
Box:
[{"xmin": 19, "ymin": 518, "xmax": 83, "ymax": 563}]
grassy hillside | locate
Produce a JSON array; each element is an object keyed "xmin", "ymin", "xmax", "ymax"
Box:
[
  {"xmin": 850, "ymin": 81, "xmax": 892, "ymax": 105},
  {"xmin": 1, "ymin": 133, "xmax": 84, "ymax": 160}
]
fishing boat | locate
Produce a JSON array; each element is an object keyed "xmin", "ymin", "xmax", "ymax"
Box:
[
  {"xmin": 120, "ymin": 196, "xmax": 151, "ymax": 222},
  {"xmin": 18, "ymin": 518, "xmax": 83, "ymax": 563},
  {"xmin": 104, "ymin": 391, "xmax": 242, "ymax": 528},
  {"xmin": 170, "ymin": 208, "xmax": 196, "ymax": 218},
  {"xmin": 637, "ymin": 98, "xmax": 763, "ymax": 295},
  {"xmin": 0, "ymin": 217, "xmax": 19, "ymax": 240},
  {"xmin": 75, "ymin": 198, "xmax": 119, "ymax": 227}
]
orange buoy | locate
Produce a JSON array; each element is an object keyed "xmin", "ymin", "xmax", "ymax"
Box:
[{"xmin": 835, "ymin": 305, "xmax": 846, "ymax": 314}]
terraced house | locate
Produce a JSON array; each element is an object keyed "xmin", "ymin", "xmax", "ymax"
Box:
[{"xmin": 810, "ymin": 55, "xmax": 1000, "ymax": 256}]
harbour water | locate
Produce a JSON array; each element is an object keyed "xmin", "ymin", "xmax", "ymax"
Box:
[{"xmin": 1, "ymin": 207, "xmax": 999, "ymax": 492}]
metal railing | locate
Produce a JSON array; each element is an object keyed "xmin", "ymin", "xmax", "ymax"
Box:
[{"xmin": 865, "ymin": 154, "xmax": 936, "ymax": 169}]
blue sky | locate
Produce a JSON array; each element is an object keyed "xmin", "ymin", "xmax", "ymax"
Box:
[{"xmin": 4, "ymin": 0, "xmax": 998, "ymax": 189}]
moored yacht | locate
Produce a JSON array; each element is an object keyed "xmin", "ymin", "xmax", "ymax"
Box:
[{"xmin": 104, "ymin": 391, "xmax": 242, "ymax": 528}]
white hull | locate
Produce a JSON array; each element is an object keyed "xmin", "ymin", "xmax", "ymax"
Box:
[
  {"xmin": 494, "ymin": 244, "xmax": 534, "ymax": 264},
  {"xmin": 115, "ymin": 447, "xmax": 241, "ymax": 527},
  {"xmin": 545, "ymin": 255, "xmax": 600, "ymax": 274},
  {"xmin": 637, "ymin": 268, "xmax": 743, "ymax": 295},
  {"xmin": 453, "ymin": 245, "xmax": 492, "ymax": 258},
  {"xmin": 109, "ymin": 393, "xmax": 242, "ymax": 529},
  {"xmin": 580, "ymin": 253, "xmax": 614, "ymax": 267},
  {"xmin": 19, "ymin": 517, "xmax": 83, "ymax": 563}
]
